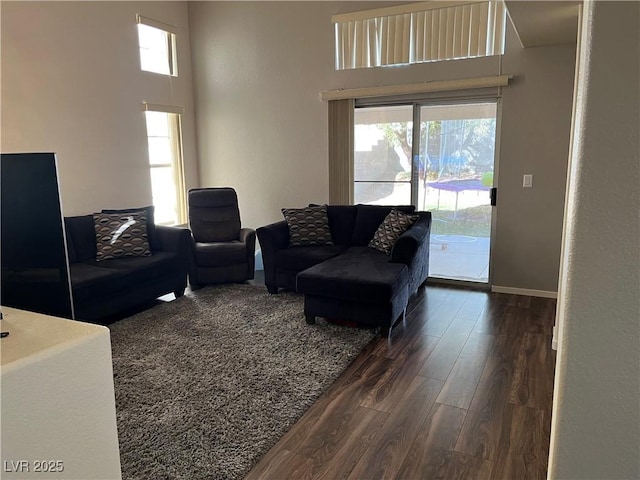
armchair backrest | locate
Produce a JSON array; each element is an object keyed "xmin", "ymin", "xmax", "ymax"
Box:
[{"xmin": 189, "ymin": 188, "xmax": 241, "ymax": 242}]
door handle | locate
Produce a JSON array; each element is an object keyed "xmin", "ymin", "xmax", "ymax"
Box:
[{"xmin": 490, "ymin": 187, "xmax": 497, "ymax": 206}]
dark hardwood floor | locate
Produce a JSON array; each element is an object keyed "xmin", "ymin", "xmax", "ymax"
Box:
[{"xmin": 246, "ymin": 282, "xmax": 557, "ymax": 480}]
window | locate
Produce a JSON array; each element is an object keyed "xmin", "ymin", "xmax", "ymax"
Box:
[
  {"xmin": 143, "ymin": 104, "xmax": 186, "ymax": 225},
  {"xmin": 333, "ymin": 0, "xmax": 507, "ymax": 70},
  {"xmin": 137, "ymin": 15, "xmax": 178, "ymax": 76}
]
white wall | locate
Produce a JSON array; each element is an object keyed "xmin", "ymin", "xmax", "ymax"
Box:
[
  {"xmin": 1, "ymin": 0, "xmax": 577, "ymax": 291},
  {"xmin": 1, "ymin": 1, "xmax": 199, "ymax": 216},
  {"xmin": 549, "ymin": 1, "xmax": 640, "ymax": 478},
  {"xmin": 188, "ymin": 1, "xmax": 575, "ymax": 293},
  {"xmin": 495, "ymin": 26, "xmax": 576, "ymax": 292}
]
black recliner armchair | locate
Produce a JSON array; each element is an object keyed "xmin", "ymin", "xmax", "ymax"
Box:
[{"xmin": 188, "ymin": 188, "xmax": 256, "ymax": 288}]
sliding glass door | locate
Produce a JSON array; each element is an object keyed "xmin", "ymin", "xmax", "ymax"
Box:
[
  {"xmin": 354, "ymin": 101, "xmax": 498, "ymax": 284},
  {"xmin": 354, "ymin": 105, "xmax": 413, "ymax": 205}
]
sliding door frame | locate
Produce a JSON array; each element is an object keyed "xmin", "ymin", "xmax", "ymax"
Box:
[{"xmin": 354, "ymin": 95, "xmax": 503, "ymax": 289}]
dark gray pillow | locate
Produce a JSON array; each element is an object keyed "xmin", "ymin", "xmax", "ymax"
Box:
[
  {"xmin": 282, "ymin": 205, "xmax": 333, "ymax": 246},
  {"xmin": 369, "ymin": 209, "xmax": 419, "ymax": 254},
  {"xmin": 93, "ymin": 212, "xmax": 151, "ymax": 261},
  {"xmin": 101, "ymin": 206, "xmax": 159, "ymax": 252}
]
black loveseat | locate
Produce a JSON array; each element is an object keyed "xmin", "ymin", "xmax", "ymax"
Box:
[
  {"xmin": 257, "ymin": 204, "xmax": 431, "ymax": 336},
  {"xmin": 64, "ymin": 212, "xmax": 191, "ymax": 322}
]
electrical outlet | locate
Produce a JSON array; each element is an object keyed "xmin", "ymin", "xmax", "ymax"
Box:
[{"xmin": 523, "ymin": 174, "xmax": 533, "ymax": 188}]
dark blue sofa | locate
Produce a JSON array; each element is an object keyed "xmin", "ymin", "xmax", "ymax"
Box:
[
  {"xmin": 64, "ymin": 214, "xmax": 191, "ymax": 322},
  {"xmin": 257, "ymin": 205, "xmax": 431, "ymax": 336}
]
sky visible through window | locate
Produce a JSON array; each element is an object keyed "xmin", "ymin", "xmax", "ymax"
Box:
[{"xmin": 137, "ymin": 24, "xmax": 173, "ymax": 75}]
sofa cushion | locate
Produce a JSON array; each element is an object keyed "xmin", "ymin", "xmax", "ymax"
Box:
[
  {"xmin": 297, "ymin": 246, "xmax": 408, "ymax": 303},
  {"xmin": 189, "ymin": 188, "xmax": 241, "ymax": 242},
  {"xmin": 275, "ymin": 245, "xmax": 347, "ymax": 272},
  {"xmin": 70, "ymin": 252, "xmax": 177, "ymax": 303},
  {"xmin": 194, "ymin": 241, "xmax": 249, "ymax": 267},
  {"xmin": 326, "ymin": 205, "xmax": 358, "ymax": 246},
  {"xmin": 351, "ymin": 204, "xmax": 416, "ymax": 246},
  {"xmin": 101, "ymin": 206, "xmax": 160, "ymax": 252},
  {"xmin": 369, "ymin": 209, "xmax": 420, "ymax": 254},
  {"xmin": 282, "ymin": 205, "xmax": 333, "ymax": 246},
  {"xmin": 93, "ymin": 212, "xmax": 151, "ymax": 261},
  {"xmin": 309, "ymin": 204, "xmax": 358, "ymax": 246}
]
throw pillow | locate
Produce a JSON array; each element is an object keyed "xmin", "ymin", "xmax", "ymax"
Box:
[
  {"xmin": 93, "ymin": 212, "xmax": 152, "ymax": 261},
  {"xmin": 281, "ymin": 205, "xmax": 333, "ymax": 246},
  {"xmin": 101, "ymin": 206, "xmax": 159, "ymax": 252},
  {"xmin": 369, "ymin": 209, "xmax": 419, "ymax": 255}
]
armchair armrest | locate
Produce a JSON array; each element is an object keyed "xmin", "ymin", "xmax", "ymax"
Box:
[
  {"xmin": 240, "ymin": 227, "xmax": 257, "ymax": 276},
  {"xmin": 256, "ymin": 220, "xmax": 289, "ymax": 293},
  {"xmin": 239, "ymin": 227, "xmax": 257, "ymax": 247}
]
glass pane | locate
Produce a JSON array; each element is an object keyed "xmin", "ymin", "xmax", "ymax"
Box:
[
  {"xmin": 150, "ymin": 167, "xmax": 177, "ymax": 224},
  {"xmin": 145, "ymin": 111, "xmax": 170, "ymax": 137},
  {"xmin": 354, "ymin": 181, "xmax": 411, "ymax": 205},
  {"xmin": 418, "ymin": 102, "xmax": 497, "ymax": 283},
  {"xmin": 354, "ymin": 106, "xmax": 413, "ymax": 182},
  {"xmin": 138, "ymin": 24, "xmax": 170, "ymax": 75},
  {"xmin": 147, "ymin": 137, "xmax": 172, "ymax": 166}
]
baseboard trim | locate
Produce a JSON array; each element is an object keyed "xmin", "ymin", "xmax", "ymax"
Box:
[{"xmin": 491, "ymin": 285, "xmax": 558, "ymax": 299}]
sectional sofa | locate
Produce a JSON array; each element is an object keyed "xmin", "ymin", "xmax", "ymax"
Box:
[{"xmin": 257, "ymin": 204, "xmax": 431, "ymax": 336}]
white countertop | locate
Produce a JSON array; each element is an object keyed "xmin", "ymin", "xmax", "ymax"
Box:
[{"xmin": 1, "ymin": 306, "xmax": 108, "ymax": 368}]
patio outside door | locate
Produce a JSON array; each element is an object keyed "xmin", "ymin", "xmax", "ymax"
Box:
[{"xmin": 354, "ymin": 101, "xmax": 498, "ymax": 284}]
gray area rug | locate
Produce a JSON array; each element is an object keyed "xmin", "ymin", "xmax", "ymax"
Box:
[{"xmin": 110, "ymin": 283, "xmax": 376, "ymax": 480}]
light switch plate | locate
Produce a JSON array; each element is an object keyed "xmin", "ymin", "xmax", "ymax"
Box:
[{"xmin": 523, "ymin": 174, "xmax": 533, "ymax": 188}]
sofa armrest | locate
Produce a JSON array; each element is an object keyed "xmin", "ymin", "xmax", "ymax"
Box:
[
  {"xmin": 390, "ymin": 212, "xmax": 432, "ymax": 293},
  {"xmin": 156, "ymin": 224, "xmax": 190, "ymax": 267},
  {"xmin": 256, "ymin": 220, "xmax": 289, "ymax": 293},
  {"xmin": 156, "ymin": 225, "xmax": 191, "ymax": 254}
]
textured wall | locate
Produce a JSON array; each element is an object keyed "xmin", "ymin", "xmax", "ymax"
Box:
[
  {"xmin": 188, "ymin": 1, "xmax": 575, "ymax": 293},
  {"xmin": 1, "ymin": 1, "xmax": 199, "ymax": 216},
  {"xmin": 495, "ymin": 27, "xmax": 576, "ymax": 292},
  {"xmin": 549, "ymin": 2, "xmax": 640, "ymax": 478}
]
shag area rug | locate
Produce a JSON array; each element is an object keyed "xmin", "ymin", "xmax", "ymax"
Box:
[{"xmin": 109, "ymin": 283, "xmax": 376, "ymax": 480}]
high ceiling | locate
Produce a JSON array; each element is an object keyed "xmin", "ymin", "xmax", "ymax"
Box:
[{"xmin": 505, "ymin": 0, "xmax": 582, "ymax": 47}]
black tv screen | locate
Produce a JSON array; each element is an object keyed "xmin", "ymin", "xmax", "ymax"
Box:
[{"xmin": 1, "ymin": 153, "xmax": 74, "ymax": 319}]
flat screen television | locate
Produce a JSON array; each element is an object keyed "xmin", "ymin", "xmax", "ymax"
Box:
[{"xmin": 1, "ymin": 153, "xmax": 74, "ymax": 319}]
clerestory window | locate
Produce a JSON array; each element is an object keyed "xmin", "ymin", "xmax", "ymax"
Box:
[
  {"xmin": 333, "ymin": 0, "xmax": 507, "ymax": 70},
  {"xmin": 137, "ymin": 15, "xmax": 178, "ymax": 76}
]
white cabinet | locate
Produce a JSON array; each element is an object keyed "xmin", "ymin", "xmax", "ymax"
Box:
[{"xmin": 1, "ymin": 307, "xmax": 121, "ymax": 479}]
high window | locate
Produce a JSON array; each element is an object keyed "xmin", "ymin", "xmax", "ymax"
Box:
[
  {"xmin": 143, "ymin": 104, "xmax": 186, "ymax": 225},
  {"xmin": 333, "ymin": 0, "xmax": 507, "ymax": 70},
  {"xmin": 137, "ymin": 15, "xmax": 178, "ymax": 76}
]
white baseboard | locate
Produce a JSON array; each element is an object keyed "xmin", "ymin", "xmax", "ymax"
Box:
[{"xmin": 491, "ymin": 285, "xmax": 558, "ymax": 299}]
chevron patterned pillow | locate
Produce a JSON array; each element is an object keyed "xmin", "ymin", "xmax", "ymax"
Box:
[
  {"xmin": 282, "ymin": 205, "xmax": 333, "ymax": 246},
  {"xmin": 93, "ymin": 211, "xmax": 152, "ymax": 261},
  {"xmin": 369, "ymin": 209, "xmax": 419, "ymax": 255}
]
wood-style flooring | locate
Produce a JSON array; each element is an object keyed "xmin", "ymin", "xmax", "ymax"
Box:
[{"xmin": 246, "ymin": 283, "xmax": 557, "ymax": 480}]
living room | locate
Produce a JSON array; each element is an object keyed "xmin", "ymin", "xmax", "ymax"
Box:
[{"xmin": 1, "ymin": 1, "xmax": 638, "ymax": 479}]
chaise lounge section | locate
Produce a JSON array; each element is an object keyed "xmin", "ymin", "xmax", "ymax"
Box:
[{"xmin": 257, "ymin": 204, "xmax": 431, "ymax": 336}]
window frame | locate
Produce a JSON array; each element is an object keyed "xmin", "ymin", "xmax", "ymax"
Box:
[
  {"xmin": 136, "ymin": 15, "xmax": 178, "ymax": 77},
  {"xmin": 142, "ymin": 103, "xmax": 187, "ymax": 226}
]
